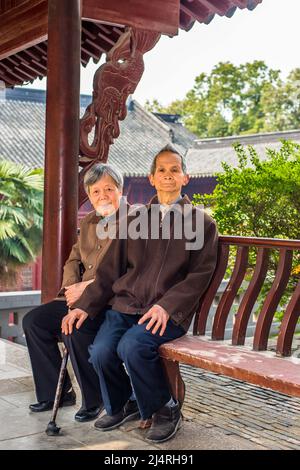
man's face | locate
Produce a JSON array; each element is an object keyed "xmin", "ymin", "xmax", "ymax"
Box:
[
  {"xmin": 149, "ymin": 152, "xmax": 189, "ymax": 194},
  {"xmin": 88, "ymin": 174, "xmax": 122, "ymax": 217}
]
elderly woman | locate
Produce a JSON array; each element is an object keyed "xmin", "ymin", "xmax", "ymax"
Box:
[{"xmin": 22, "ymin": 163, "xmax": 124, "ymax": 423}]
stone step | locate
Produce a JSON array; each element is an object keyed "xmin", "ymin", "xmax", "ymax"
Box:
[
  {"xmin": 0, "ymin": 338, "xmax": 31, "ymax": 370},
  {"xmin": 0, "ymin": 339, "xmax": 33, "ymax": 394}
]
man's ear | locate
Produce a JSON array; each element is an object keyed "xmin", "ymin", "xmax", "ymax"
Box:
[
  {"xmin": 182, "ymin": 174, "xmax": 190, "ymax": 186},
  {"xmin": 148, "ymin": 174, "xmax": 155, "ymax": 187}
]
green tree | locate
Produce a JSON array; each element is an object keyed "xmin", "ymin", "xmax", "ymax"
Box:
[
  {"xmin": 146, "ymin": 61, "xmax": 300, "ymax": 138},
  {"xmin": 193, "ymin": 140, "xmax": 300, "ymax": 321},
  {"xmin": 194, "ymin": 141, "xmax": 300, "ymax": 238},
  {"xmin": 262, "ymin": 68, "xmax": 300, "ymax": 132},
  {"xmin": 0, "ymin": 160, "xmax": 44, "ymax": 283}
]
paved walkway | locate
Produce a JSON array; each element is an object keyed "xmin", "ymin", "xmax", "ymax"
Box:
[{"xmin": 0, "ymin": 339, "xmax": 300, "ymax": 450}]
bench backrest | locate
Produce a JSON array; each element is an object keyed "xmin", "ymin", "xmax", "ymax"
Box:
[{"xmin": 194, "ymin": 236, "xmax": 300, "ymax": 357}]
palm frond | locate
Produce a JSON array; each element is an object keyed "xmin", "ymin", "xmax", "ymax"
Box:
[
  {"xmin": 1, "ymin": 238, "xmax": 30, "ymax": 263},
  {"xmin": 0, "ymin": 220, "xmax": 15, "ymax": 240},
  {"xmin": 0, "ymin": 204, "xmax": 29, "ymax": 225},
  {"xmin": 0, "ymin": 160, "xmax": 44, "ymax": 279}
]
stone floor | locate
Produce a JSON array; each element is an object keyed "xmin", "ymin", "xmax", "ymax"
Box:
[{"xmin": 0, "ymin": 338, "xmax": 300, "ymax": 450}]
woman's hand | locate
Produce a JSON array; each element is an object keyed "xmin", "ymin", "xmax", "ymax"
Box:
[
  {"xmin": 64, "ymin": 279, "xmax": 94, "ymax": 307},
  {"xmin": 61, "ymin": 308, "xmax": 88, "ymax": 335}
]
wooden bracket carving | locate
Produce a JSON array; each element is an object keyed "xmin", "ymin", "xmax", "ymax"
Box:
[{"xmin": 78, "ymin": 27, "xmax": 160, "ymax": 208}]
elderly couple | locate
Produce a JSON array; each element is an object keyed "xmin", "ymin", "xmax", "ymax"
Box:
[{"xmin": 23, "ymin": 144, "xmax": 218, "ymax": 443}]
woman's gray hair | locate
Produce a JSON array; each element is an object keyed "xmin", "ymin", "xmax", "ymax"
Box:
[{"xmin": 83, "ymin": 163, "xmax": 124, "ymax": 194}]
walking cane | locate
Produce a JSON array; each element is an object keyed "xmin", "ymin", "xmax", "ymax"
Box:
[{"xmin": 45, "ymin": 344, "xmax": 69, "ymax": 436}]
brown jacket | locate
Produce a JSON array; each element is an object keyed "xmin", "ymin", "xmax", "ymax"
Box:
[
  {"xmin": 73, "ymin": 195, "xmax": 219, "ymax": 332},
  {"xmin": 57, "ymin": 210, "xmax": 114, "ymax": 296}
]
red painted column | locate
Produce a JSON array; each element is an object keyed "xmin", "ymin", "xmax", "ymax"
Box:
[
  {"xmin": 42, "ymin": 0, "xmax": 81, "ymax": 303},
  {"xmin": 32, "ymin": 256, "xmax": 42, "ymax": 290}
]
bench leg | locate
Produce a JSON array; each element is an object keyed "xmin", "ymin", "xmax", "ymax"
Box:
[{"xmin": 161, "ymin": 358, "xmax": 185, "ymax": 408}]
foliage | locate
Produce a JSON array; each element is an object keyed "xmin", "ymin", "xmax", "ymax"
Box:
[
  {"xmin": 193, "ymin": 141, "xmax": 300, "ymax": 322},
  {"xmin": 0, "ymin": 160, "xmax": 44, "ymax": 283},
  {"xmin": 262, "ymin": 68, "xmax": 300, "ymax": 132},
  {"xmin": 146, "ymin": 61, "xmax": 300, "ymax": 138}
]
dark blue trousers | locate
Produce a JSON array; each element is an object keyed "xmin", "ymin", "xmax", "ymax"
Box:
[{"xmin": 88, "ymin": 309, "xmax": 185, "ymax": 420}]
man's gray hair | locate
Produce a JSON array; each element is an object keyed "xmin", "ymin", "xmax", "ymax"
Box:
[
  {"xmin": 150, "ymin": 144, "xmax": 187, "ymax": 175},
  {"xmin": 84, "ymin": 163, "xmax": 124, "ymax": 194}
]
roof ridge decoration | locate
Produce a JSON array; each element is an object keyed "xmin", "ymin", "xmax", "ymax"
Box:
[{"xmin": 193, "ymin": 129, "xmax": 300, "ymax": 149}]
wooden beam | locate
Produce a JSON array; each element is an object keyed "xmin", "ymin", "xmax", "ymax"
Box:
[
  {"xmin": 0, "ymin": 0, "xmax": 48, "ymax": 60},
  {"xmin": 0, "ymin": 0, "xmax": 178, "ymax": 63},
  {"xmin": 82, "ymin": 0, "xmax": 180, "ymax": 36}
]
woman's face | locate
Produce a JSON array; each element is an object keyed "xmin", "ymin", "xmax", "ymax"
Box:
[{"xmin": 88, "ymin": 174, "xmax": 122, "ymax": 217}]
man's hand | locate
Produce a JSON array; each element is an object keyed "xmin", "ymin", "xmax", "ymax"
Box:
[
  {"xmin": 138, "ymin": 304, "xmax": 170, "ymax": 336},
  {"xmin": 61, "ymin": 308, "xmax": 88, "ymax": 335},
  {"xmin": 64, "ymin": 280, "xmax": 94, "ymax": 307}
]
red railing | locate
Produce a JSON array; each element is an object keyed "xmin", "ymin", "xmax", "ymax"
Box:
[{"xmin": 194, "ymin": 236, "xmax": 300, "ymax": 357}]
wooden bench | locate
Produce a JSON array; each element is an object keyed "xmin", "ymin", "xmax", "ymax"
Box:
[{"xmin": 159, "ymin": 236, "xmax": 300, "ymax": 406}]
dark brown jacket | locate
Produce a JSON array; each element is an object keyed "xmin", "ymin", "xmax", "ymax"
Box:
[
  {"xmin": 57, "ymin": 210, "xmax": 114, "ymax": 296},
  {"xmin": 73, "ymin": 196, "xmax": 219, "ymax": 332}
]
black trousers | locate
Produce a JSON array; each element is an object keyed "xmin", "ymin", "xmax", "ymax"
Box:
[{"xmin": 22, "ymin": 300, "xmax": 103, "ymax": 409}]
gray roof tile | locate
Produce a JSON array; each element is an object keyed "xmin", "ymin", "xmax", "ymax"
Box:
[
  {"xmin": 187, "ymin": 131, "xmax": 300, "ymax": 176},
  {"xmin": 1, "ymin": 89, "xmax": 300, "ymax": 177},
  {"xmin": 0, "ymin": 91, "xmax": 194, "ymax": 175}
]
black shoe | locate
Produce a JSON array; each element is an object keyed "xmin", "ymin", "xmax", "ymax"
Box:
[
  {"xmin": 75, "ymin": 405, "xmax": 103, "ymax": 422},
  {"xmin": 94, "ymin": 400, "xmax": 140, "ymax": 431},
  {"xmin": 146, "ymin": 400, "xmax": 182, "ymax": 443},
  {"xmin": 29, "ymin": 389, "xmax": 76, "ymax": 412}
]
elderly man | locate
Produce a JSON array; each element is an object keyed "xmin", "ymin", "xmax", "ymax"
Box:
[
  {"xmin": 22, "ymin": 163, "xmax": 124, "ymax": 423},
  {"xmin": 63, "ymin": 144, "xmax": 218, "ymax": 443}
]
